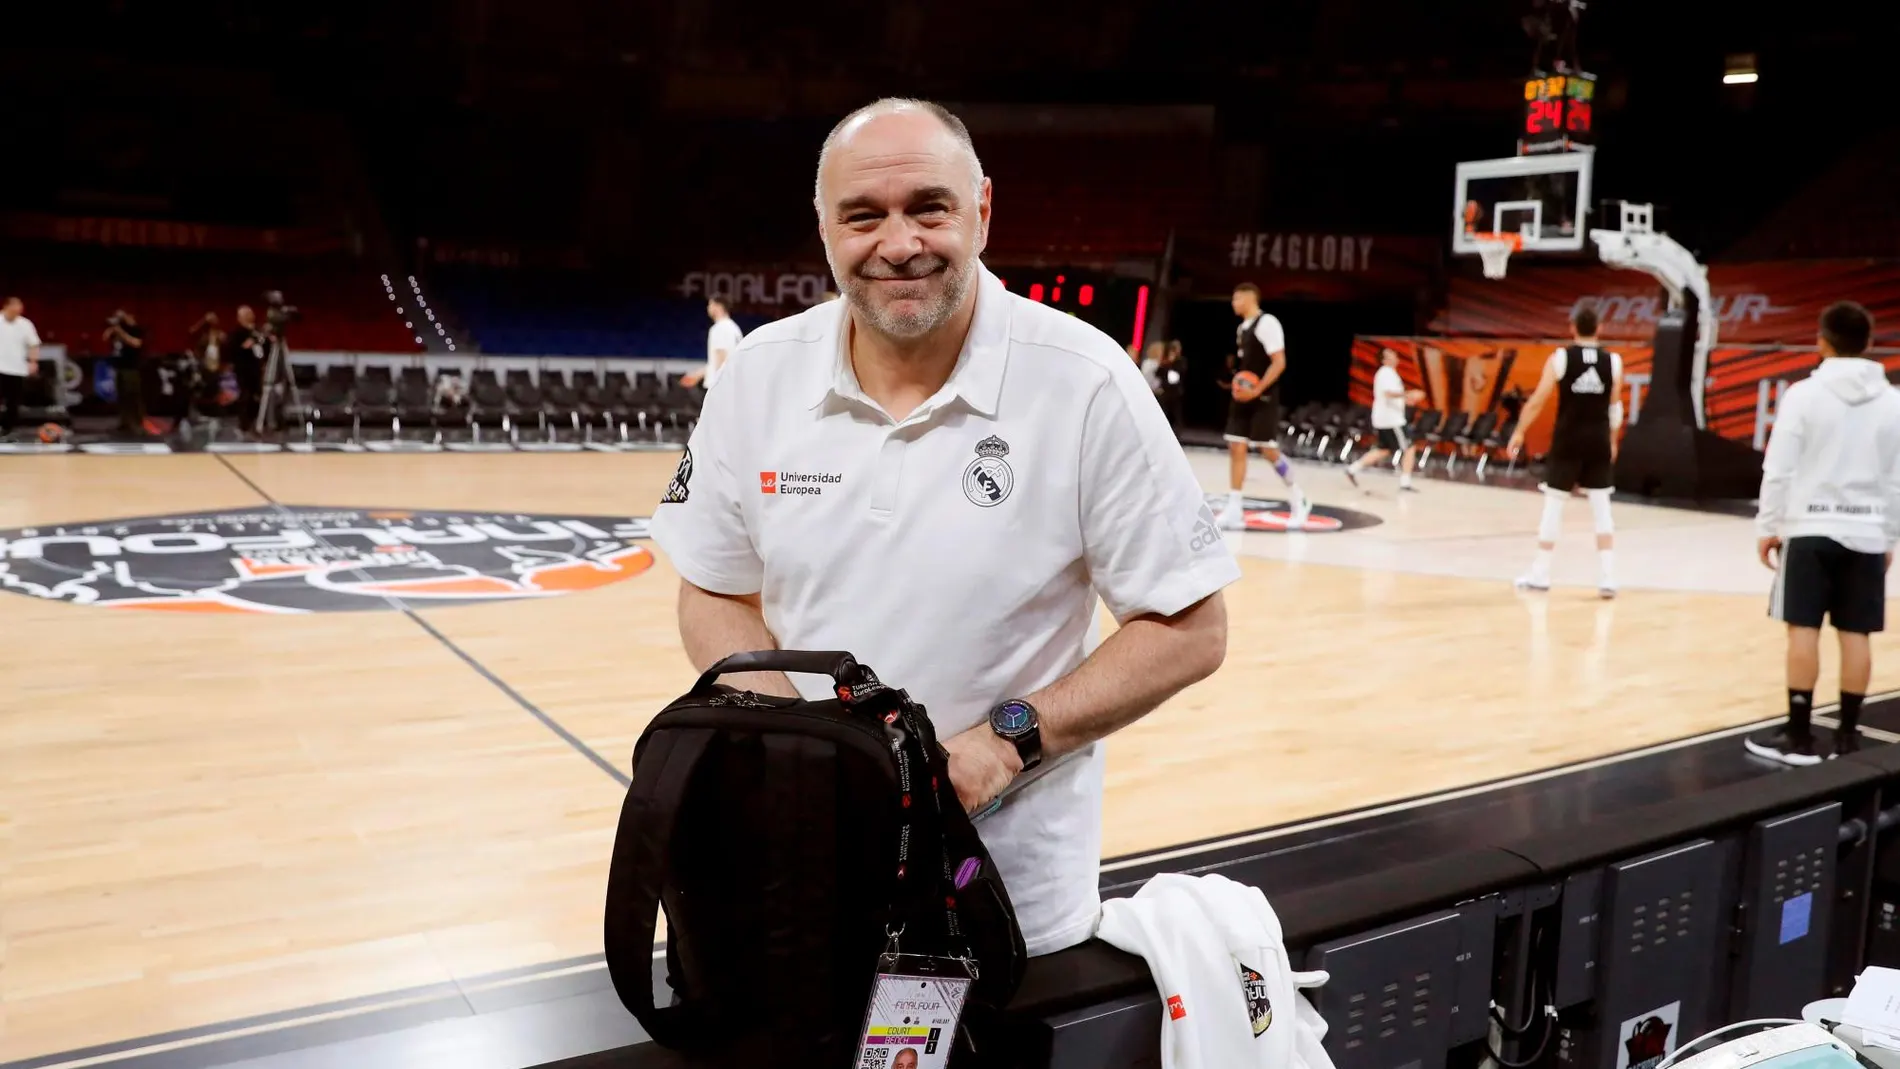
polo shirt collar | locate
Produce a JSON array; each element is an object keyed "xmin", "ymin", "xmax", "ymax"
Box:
[{"xmin": 810, "ymin": 264, "xmax": 1011, "ymax": 419}]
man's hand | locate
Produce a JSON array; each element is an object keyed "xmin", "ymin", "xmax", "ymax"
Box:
[
  {"xmin": 26, "ymin": 359, "xmax": 37, "ymax": 377},
  {"xmin": 1886, "ymin": 551, "xmax": 1893, "ymax": 574},
  {"xmin": 941, "ymin": 724, "xmax": 1022, "ymax": 815},
  {"xmin": 679, "ymin": 371, "xmax": 703, "ymax": 388},
  {"xmin": 1759, "ymin": 535, "xmax": 1782, "ymax": 571},
  {"xmin": 1506, "ymin": 431, "xmax": 1525, "ymax": 458}
]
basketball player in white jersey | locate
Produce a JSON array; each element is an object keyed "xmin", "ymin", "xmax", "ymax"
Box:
[
  {"xmin": 1218, "ymin": 283, "xmax": 1309, "ymax": 529},
  {"xmin": 1507, "ymin": 305, "xmax": 1624, "ymax": 597},
  {"xmin": 1346, "ymin": 347, "xmax": 1424, "ymax": 492},
  {"xmin": 681, "ymin": 298, "xmax": 744, "ymax": 389}
]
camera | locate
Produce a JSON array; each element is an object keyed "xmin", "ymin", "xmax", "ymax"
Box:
[
  {"xmin": 105, "ymin": 311, "xmax": 126, "ymax": 328},
  {"xmin": 262, "ymin": 290, "xmax": 300, "ymax": 332}
]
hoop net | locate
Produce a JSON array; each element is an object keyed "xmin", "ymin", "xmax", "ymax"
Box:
[{"xmin": 1474, "ymin": 232, "xmax": 1523, "ymax": 279}]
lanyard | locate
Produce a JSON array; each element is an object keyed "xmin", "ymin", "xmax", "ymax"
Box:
[{"xmin": 855, "ymin": 680, "xmax": 972, "ymax": 961}]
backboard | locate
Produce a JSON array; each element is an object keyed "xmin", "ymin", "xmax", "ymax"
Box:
[{"xmin": 1452, "ymin": 150, "xmax": 1594, "ymax": 255}]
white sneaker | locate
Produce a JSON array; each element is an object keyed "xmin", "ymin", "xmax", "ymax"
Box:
[
  {"xmin": 1216, "ymin": 507, "xmax": 1247, "ymax": 531},
  {"xmin": 1514, "ymin": 574, "xmax": 1550, "ymax": 592},
  {"xmin": 1598, "ymin": 580, "xmax": 1617, "ymax": 600},
  {"xmin": 1287, "ymin": 490, "xmax": 1312, "ymax": 529}
]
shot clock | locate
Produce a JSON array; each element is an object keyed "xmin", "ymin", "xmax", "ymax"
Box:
[{"xmin": 1520, "ymin": 71, "xmax": 1596, "ymax": 155}]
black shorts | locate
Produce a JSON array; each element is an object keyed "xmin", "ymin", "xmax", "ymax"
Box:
[
  {"xmin": 1543, "ymin": 445, "xmax": 1613, "ymax": 492},
  {"xmin": 1224, "ymin": 397, "xmax": 1283, "ymax": 446},
  {"xmin": 1374, "ymin": 426, "xmax": 1410, "ymax": 452},
  {"xmin": 1771, "ymin": 536, "xmax": 1886, "ymax": 633}
]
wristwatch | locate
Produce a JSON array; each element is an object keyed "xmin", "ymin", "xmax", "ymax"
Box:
[{"xmin": 988, "ymin": 699, "xmax": 1042, "ymax": 773}]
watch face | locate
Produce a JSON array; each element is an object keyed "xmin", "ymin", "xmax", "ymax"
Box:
[{"xmin": 994, "ymin": 700, "xmax": 1033, "ymax": 734}]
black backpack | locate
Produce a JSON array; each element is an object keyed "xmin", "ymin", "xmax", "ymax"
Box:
[{"xmin": 604, "ymin": 650, "xmax": 1028, "ymax": 1067}]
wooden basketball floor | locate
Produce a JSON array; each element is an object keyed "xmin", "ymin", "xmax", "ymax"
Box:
[{"xmin": 5, "ymin": 448, "xmax": 1899, "ymax": 1064}]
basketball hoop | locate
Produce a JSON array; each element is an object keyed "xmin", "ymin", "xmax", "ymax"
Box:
[{"xmin": 1474, "ymin": 232, "xmax": 1523, "ymax": 279}]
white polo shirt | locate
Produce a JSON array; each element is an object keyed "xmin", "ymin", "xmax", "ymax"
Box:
[
  {"xmin": 0, "ymin": 315, "xmax": 42, "ymax": 377},
  {"xmin": 650, "ymin": 264, "xmax": 1241, "ymax": 956}
]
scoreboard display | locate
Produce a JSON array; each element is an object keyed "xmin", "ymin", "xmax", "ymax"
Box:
[
  {"xmin": 994, "ymin": 269, "xmax": 1149, "ymax": 347},
  {"xmin": 1520, "ymin": 71, "xmax": 1596, "ymax": 154}
]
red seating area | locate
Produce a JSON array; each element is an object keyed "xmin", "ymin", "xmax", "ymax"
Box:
[
  {"xmin": 10, "ymin": 251, "xmax": 420, "ymax": 357},
  {"xmin": 981, "ymin": 136, "xmax": 1218, "ymax": 259}
]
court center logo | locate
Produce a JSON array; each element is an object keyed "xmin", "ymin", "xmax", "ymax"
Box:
[
  {"xmin": 963, "ymin": 435, "xmax": 1014, "ymax": 507},
  {"xmin": 0, "ymin": 508, "xmax": 656, "ymax": 614},
  {"xmin": 1206, "ymin": 493, "xmax": 1382, "ymax": 534}
]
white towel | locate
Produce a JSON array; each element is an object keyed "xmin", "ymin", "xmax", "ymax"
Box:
[{"xmin": 1098, "ymin": 873, "xmax": 1337, "ymax": 1069}]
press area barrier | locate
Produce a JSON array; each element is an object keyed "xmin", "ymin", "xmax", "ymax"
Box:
[{"xmin": 550, "ymin": 745, "xmax": 1900, "ymax": 1069}]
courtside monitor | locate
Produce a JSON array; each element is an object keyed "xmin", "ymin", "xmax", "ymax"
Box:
[{"xmin": 1453, "ymin": 151, "xmax": 1594, "ymax": 255}]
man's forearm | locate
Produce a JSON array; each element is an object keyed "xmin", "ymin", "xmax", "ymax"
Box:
[
  {"xmin": 675, "ymin": 579, "xmax": 799, "ymax": 696},
  {"xmin": 1026, "ymin": 592, "xmax": 1227, "ymax": 759},
  {"xmin": 1517, "ymin": 396, "xmax": 1545, "ymax": 431},
  {"xmin": 1260, "ymin": 353, "xmax": 1286, "ymax": 390}
]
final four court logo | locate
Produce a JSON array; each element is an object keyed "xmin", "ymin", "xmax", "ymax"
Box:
[
  {"xmin": 1205, "ymin": 494, "xmax": 1382, "ymax": 534},
  {"xmin": 0, "ymin": 507, "xmax": 656, "ymax": 614}
]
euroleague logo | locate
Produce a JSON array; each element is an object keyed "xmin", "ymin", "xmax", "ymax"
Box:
[
  {"xmin": 0, "ymin": 508, "xmax": 656, "ymax": 614},
  {"xmin": 1201, "ymin": 493, "xmax": 1382, "ymax": 534}
]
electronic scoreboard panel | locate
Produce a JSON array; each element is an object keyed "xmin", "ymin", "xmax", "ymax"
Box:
[
  {"xmin": 1520, "ymin": 71, "xmax": 1596, "ymax": 154},
  {"xmin": 993, "ymin": 269, "xmax": 1148, "ymax": 346}
]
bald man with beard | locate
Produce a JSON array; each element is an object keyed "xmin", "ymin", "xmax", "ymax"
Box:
[{"xmin": 648, "ymin": 98, "xmax": 1238, "ymax": 956}]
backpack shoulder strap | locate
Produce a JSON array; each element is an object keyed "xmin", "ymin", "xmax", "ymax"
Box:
[{"xmin": 603, "ymin": 726, "xmax": 716, "ymax": 1044}]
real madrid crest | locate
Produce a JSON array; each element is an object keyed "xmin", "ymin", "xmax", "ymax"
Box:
[{"xmin": 962, "ymin": 434, "xmax": 1013, "ymax": 507}]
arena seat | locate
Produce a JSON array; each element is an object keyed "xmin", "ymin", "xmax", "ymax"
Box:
[
  {"xmin": 504, "ymin": 370, "xmax": 549, "ymax": 441},
  {"xmin": 467, "ymin": 370, "xmax": 511, "ymax": 440},
  {"xmin": 607, "ymin": 371, "xmax": 664, "ymax": 439},
  {"xmin": 1450, "ymin": 411, "xmax": 1498, "ymax": 475},
  {"xmin": 395, "ymin": 368, "xmax": 437, "ymax": 440},
  {"xmin": 1333, "ymin": 405, "xmax": 1372, "ymax": 462},
  {"xmin": 1311, "ymin": 403, "xmax": 1351, "ymax": 461},
  {"xmin": 540, "ymin": 370, "xmax": 583, "ymax": 439},
  {"xmin": 354, "ymin": 366, "xmax": 399, "ymax": 440},
  {"xmin": 1408, "ymin": 408, "xmax": 1447, "ymax": 453},
  {"xmin": 1481, "ymin": 416, "xmax": 1519, "ymax": 477},
  {"xmin": 434, "ymin": 372, "xmax": 474, "ymax": 439},
  {"xmin": 286, "ymin": 366, "xmax": 357, "ymax": 442},
  {"xmin": 573, "ymin": 370, "xmax": 628, "ymax": 441},
  {"xmin": 660, "ymin": 373, "xmax": 704, "ymax": 430},
  {"xmin": 1422, "ymin": 410, "xmax": 1470, "ymax": 471},
  {"xmin": 20, "ymin": 364, "xmax": 72, "ymax": 431}
]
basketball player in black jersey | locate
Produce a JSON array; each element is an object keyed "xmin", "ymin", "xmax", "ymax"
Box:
[
  {"xmin": 1507, "ymin": 305, "xmax": 1625, "ymax": 597},
  {"xmin": 1218, "ymin": 283, "xmax": 1310, "ymax": 529}
]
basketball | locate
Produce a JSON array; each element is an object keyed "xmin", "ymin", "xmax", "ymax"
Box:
[
  {"xmin": 1231, "ymin": 371, "xmax": 1261, "ymax": 400},
  {"xmin": 37, "ymin": 423, "xmax": 63, "ymax": 444}
]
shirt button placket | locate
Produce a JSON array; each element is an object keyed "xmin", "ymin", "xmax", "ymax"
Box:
[{"xmin": 870, "ymin": 431, "xmax": 905, "ymax": 515}]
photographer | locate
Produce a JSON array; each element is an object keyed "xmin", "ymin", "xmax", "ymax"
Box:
[
  {"xmin": 229, "ymin": 305, "xmax": 263, "ymax": 429},
  {"xmin": 190, "ymin": 311, "xmax": 225, "ymax": 370},
  {"xmin": 103, "ymin": 309, "xmax": 148, "ymax": 436}
]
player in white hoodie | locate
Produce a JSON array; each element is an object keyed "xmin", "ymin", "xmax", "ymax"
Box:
[{"xmin": 1747, "ymin": 302, "xmax": 1900, "ymax": 766}]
